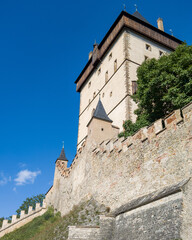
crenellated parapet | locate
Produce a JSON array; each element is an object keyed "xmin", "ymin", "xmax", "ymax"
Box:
[
  {"xmin": 55, "ymin": 102, "xmax": 192, "ymax": 180},
  {"xmin": 91, "ymin": 105, "xmax": 190, "ymax": 157},
  {"xmin": 0, "ymin": 200, "xmax": 47, "ymax": 238}
]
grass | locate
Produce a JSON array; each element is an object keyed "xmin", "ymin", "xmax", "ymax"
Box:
[{"xmin": 1, "ymin": 199, "xmax": 107, "ymax": 240}]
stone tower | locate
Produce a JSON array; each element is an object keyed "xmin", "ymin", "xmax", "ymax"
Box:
[
  {"xmin": 75, "ymin": 10, "xmax": 182, "ymax": 149},
  {"xmin": 87, "ymin": 98, "xmax": 119, "ymax": 145}
]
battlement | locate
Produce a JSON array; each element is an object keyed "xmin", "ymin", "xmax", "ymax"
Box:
[
  {"xmin": 56, "ymin": 102, "xmax": 192, "ymax": 179},
  {"xmin": 0, "ymin": 200, "xmax": 47, "ymax": 238},
  {"xmin": 45, "ymin": 101, "xmax": 192, "ymax": 239}
]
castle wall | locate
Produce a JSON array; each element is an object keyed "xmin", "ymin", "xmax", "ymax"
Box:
[
  {"xmin": 46, "ymin": 102, "xmax": 192, "ymax": 240},
  {"xmin": 0, "ymin": 201, "xmax": 47, "ymax": 238},
  {"xmin": 114, "ymin": 192, "xmax": 182, "ymax": 240}
]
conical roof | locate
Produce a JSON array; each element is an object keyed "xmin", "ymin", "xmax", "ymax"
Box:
[
  {"xmin": 57, "ymin": 147, "xmax": 68, "ymax": 161},
  {"xmin": 92, "ymin": 99, "xmax": 112, "ymax": 123},
  {"xmin": 132, "ymin": 11, "xmax": 150, "ymax": 24}
]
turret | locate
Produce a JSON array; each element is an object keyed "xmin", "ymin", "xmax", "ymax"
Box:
[
  {"xmin": 53, "ymin": 143, "xmax": 68, "ymax": 189},
  {"xmin": 55, "ymin": 143, "xmax": 68, "ymax": 169},
  {"xmin": 87, "ymin": 98, "xmax": 119, "ymax": 145}
]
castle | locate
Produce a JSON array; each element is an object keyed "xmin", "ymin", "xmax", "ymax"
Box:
[
  {"xmin": 1, "ymin": 9, "xmax": 192, "ymax": 240},
  {"xmin": 75, "ymin": 10, "xmax": 182, "ymax": 149}
]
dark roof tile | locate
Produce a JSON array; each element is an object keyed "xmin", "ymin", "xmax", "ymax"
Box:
[{"xmin": 132, "ymin": 11, "xmax": 150, "ymax": 24}]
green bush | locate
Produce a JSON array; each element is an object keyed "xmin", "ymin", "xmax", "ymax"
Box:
[{"xmin": 119, "ymin": 43, "xmax": 192, "ymax": 138}]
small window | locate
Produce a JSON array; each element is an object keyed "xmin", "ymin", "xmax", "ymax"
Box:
[
  {"xmin": 146, "ymin": 44, "xmax": 151, "ymax": 51},
  {"xmin": 114, "ymin": 59, "xmax": 117, "ymax": 72},
  {"xmin": 105, "ymin": 71, "xmax": 108, "ymax": 83},
  {"xmin": 98, "ymin": 68, "xmax": 101, "ymax": 75},
  {"xmin": 110, "ymin": 91, "xmax": 113, "ymax": 97},
  {"xmin": 92, "ymin": 108, "xmax": 95, "ymax": 116},
  {"xmin": 102, "ymin": 92, "xmax": 105, "ymax": 98},
  {"xmin": 93, "ymin": 92, "xmax": 96, "ymax": 98},
  {"xmin": 109, "ymin": 52, "xmax": 112, "ymax": 60},
  {"xmin": 132, "ymin": 81, "xmax": 138, "ymax": 95},
  {"xmin": 144, "ymin": 56, "xmax": 149, "ymax": 61},
  {"xmin": 101, "ymin": 128, "xmax": 104, "ymax": 131},
  {"xmin": 88, "ymin": 82, "xmax": 91, "ymax": 88},
  {"xmin": 159, "ymin": 51, "xmax": 164, "ymax": 56}
]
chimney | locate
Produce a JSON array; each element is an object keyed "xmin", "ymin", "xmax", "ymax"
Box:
[
  {"xmin": 88, "ymin": 51, "xmax": 93, "ymax": 60},
  {"xmin": 157, "ymin": 18, "xmax": 164, "ymax": 31}
]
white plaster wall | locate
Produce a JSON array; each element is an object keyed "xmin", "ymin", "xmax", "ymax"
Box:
[
  {"xmin": 77, "ymin": 32, "xmax": 126, "ymax": 146},
  {"xmin": 127, "ymin": 30, "xmax": 172, "ymax": 123},
  {"xmin": 128, "ymin": 30, "xmax": 171, "ymax": 65},
  {"xmin": 77, "ymin": 29, "xmax": 173, "ymax": 147}
]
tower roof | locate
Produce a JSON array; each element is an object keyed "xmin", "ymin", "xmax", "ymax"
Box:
[
  {"xmin": 132, "ymin": 11, "xmax": 150, "ymax": 24},
  {"xmin": 57, "ymin": 147, "xmax": 68, "ymax": 161},
  {"xmin": 75, "ymin": 11, "xmax": 182, "ymax": 92},
  {"xmin": 87, "ymin": 99, "xmax": 112, "ymax": 126}
]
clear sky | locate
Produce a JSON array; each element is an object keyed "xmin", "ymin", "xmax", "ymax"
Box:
[{"xmin": 0, "ymin": 0, "xmax": 191, "ymax": 218}]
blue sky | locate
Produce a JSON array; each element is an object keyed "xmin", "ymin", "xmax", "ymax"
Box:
[{"xmin": 0, "ymin": 0, "xmax": 191, "ymax": 218}]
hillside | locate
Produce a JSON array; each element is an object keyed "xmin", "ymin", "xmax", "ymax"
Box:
[{"xmin": 1, "ymin": 199, "xmax": 108, "ymax": 240}]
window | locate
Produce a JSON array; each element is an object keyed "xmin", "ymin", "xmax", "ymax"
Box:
[
  {"xmin": 159, "ymin": 51, "xmax": 164, "ymax": 56},
  {"xmin": 105, "ymin": 71, "xmax": 108, "ymax": 83},
  {"xmin": 114, "ymin": 59, "xmax": 117, "ymax": 72},
  {"xmin": 98, "ymin": 68, "xmax": 101, "ymax": 75},
  {"xmin": 102, "ymin": 92, "xmax": 105, "ymax": 98},
  {"xmin": 101, "ymin": 128, "xmax": 104, "ymax": 131},
  {"xmin": 93, "ymin": 92, "xmax": 96, "ymax": 98},
  {"xmin": 92, "ymin": 108, "xmax": 95, "ymax": 116},
  {"xmin": 110, "ymin": 91, "xmax": 113, "ymax": 97},
  {"xmin": 144, "ymin": 56, "xmax": 149, "ymax": 61},
  {"xmin": 146, "ymin": 44, "xmax": 151, "ymax": 51},
  {"xmin": 132, "ymin": 81, "xmax": 138, "ymax": 95},
  {"xmin": 109, "ymin": 52, "xmax": 112, "ymax": 60},
  {"xmin": 88, "ymin": 81, "xmax": 91, "ymax": 88}
]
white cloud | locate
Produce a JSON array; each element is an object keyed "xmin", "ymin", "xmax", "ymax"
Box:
[
  {"xmin": 0, "ymin": 172, "xmax": 11, "ymax": 186},
  {"xmin": 14, "ymin": 169, "xmax": 41, "ymax": 186}
]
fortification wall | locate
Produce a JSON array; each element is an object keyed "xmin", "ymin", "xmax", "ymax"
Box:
[
  {"xmin": 0, "ymin": 201, "xmax": 47, "ymax": 238},
  {"xmin": 46, "ymin": 102, "xmax": 192, "ymax": 239}
]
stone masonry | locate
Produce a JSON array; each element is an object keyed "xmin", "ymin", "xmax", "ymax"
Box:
[{"xmin": 46, "ymin": 102, "xmax": 192, "ymax": 240}]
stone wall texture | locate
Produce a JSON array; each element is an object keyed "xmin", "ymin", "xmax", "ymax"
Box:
[{"xmin": 46, "ymin": 102, "xmax": 192, "ymax": 240}]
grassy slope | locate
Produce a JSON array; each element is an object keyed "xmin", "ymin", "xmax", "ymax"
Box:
[{"xmin": 1, "ymin": 199, "xmax": 108, "ymax": 240}]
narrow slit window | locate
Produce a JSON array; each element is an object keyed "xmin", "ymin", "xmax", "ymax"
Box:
[
  {"xmin": 98, "ymin": 68, "xmax": 101, "ymax": 75},
  {"xmin": 132, "ymin": 81, "xmax": 138, "ymax": 95},
  {"xmin": 93, "ymin": 92, "xmax": 96, "ymax": 98},
  {"xmin": 145, "ymin": 56, "xmax": 149, "ymax": 61},
  {"xmin": 110, "ymin": 91, "xmax": 113, "ymax": 97},
  {"xmin": 109, "ymin": 52, "xmax": 112, "ymax": 60},
  {"xmin": 159, "ymin": 51, "xmax": 164, "ymax": 56},
  {"xmin": 146, "ymin": 44, "xmax": 151, "ymax": 51},
  {"xmin": 88, "ymin": 82, "xmax": 91, "ymax": 88},
  {"xmin": 105, "ymin": 71, "xmax": 108, "ymax": 83},
  {"xmin": 114, "ymin": 59, "xmax": 117, "ymax": 72}
]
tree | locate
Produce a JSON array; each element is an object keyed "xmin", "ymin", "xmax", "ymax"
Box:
[
  {"xmin": 0, "ymin": 217, "xmax": 4, "ymax": 228},
  {"xmin": 16, "ymin": 194, "xmax": 45, "ymax": 217},
  {"xmin": 120, "ymin": 43, "xmax": 192, "ymax": 137}
]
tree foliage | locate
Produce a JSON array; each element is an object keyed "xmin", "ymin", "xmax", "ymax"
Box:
[
  {"xmin": 0, "ymin": 217, "xmax": 4, "ymax": 228},
  {"xmin": 16, "ymin": 194, "xmax": 45, "ymax": 216},
  {"xmin": 120, "ymin": 43, "xmax": 192, "ymax": 137}
]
